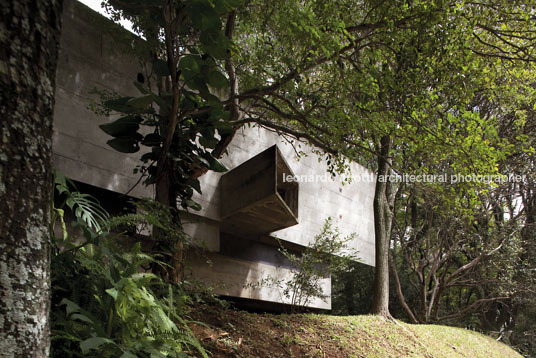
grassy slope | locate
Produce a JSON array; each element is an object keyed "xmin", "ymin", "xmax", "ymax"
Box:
[{"xmin": 189, "ymin": 305, "xmax": 521, "ymax": 358}]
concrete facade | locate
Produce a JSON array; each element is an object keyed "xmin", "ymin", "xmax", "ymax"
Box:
[
  {"xmin": 52, "ymin": 0, "xmax": 376, "ymax": 310},
  {"xmin": 53, "ymin": 0, "xmax": 151, "ymax": 199}
]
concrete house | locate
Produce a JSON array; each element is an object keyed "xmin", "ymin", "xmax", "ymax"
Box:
[{"xmin": 52, "ymin": 0, "xmax": 376, "ymax": 310}]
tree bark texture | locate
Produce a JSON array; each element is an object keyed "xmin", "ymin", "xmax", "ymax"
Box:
[
  {"xmin": 370, "ymin": 135, "xmax": 393, "ymax": 317},
  {"xmin": 0, "ymin": 1, "xmax": 63, "ymax": 357}
]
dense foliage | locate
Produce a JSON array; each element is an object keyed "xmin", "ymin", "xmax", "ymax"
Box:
[
  {"xmin": 93, "ymin": 0, "xmax": 536, "ymax": 355},
  {"xmin": 50, "ymin": 176, "xmax": 206, "ymax": 357}
]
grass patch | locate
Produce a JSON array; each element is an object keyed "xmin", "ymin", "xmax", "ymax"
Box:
[{"xmin": 189, "ymin": 304, "xmax": 521, "ymax": 357}]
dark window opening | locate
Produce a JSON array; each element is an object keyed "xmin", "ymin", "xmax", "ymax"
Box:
[{"xmin": 54, "ymin": 179, "xmax": 136, "ymax": 234}]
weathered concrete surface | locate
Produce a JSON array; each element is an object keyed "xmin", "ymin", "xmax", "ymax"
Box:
[
  {"xmin": 187, "ymin": 128, "xmax": 376, "ymax": 309},
  {"xmin": 52, "ymin": 0, "xmax": 376, "ymax": 309},
  {"xmin": 187, "ymin": 252, "xmax": 331, "ymax": 310},
  {"xmin": 193, "ymin": 127, "xmax": 376, "ymax": 266},
  {"xmin": 52, "ymin": 0, "xmax": 151, "ymax": 198}
]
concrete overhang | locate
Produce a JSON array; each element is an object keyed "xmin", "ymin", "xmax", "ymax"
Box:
[{"xmin": 220, "ymin": 145, "xmax": 299, "ymax": 236}]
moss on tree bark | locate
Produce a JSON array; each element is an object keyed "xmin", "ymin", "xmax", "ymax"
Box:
[{"xmin": 0, "ymin": 0, "xmax": 63, "ymax": 356}]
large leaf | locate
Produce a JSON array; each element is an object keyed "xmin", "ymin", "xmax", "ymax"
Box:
[
  {"xmin": 179, "ymin": 55, "xmax": 201, "ymax": 83},
  {"xmin": 99, "ymin": 116, "xmax": 141, "ymax": 137},
  {"xmin": 189, "ymin": 78, "xmax": 211, "ymax": 96},
  {"xmin": 216, "ymin": 120, "xmax": 234, "ymax": 135},
  {"xmin": 208, "ymin": 156, "xmax": 227, "ymax": 172},
  {"xmin": 199, "ymin": 90, "xmax": 222, "ymax": 108},
  {"xmin": 186, "ymin": 199, "xmax": 202, "ymax": 211},
  {"xmin": 200, "ymin": 30, "xmax": 230, "ymax": 59},
  {"xmin": 126, "ymin": 94, "xmax": 154, "ymax": 110},
  {"xmin": 199, "ymin": 136, "xmax": 218, "ymax": 149},
  {"xmin": 189, "ymin": 1, "xmax": 221, "ymax": 32},
  {"xmin": 140, "ymin": 151, "xmax": 158, "ymax": 162},
  {"xmin": 188, "ymin": 178, "xmax": 202, "ymax": 194},
  {"xmin": 107, "ymin": 136, "xmax": 141, "ymax": 153},
  {"xmin": 105, "ymin": 287, "xmax": 119, "ymax": 300},
  {"xmin": 205, "ymin": 70, "xmax": 229, "ymax": 88},
  {"xmin": 141, "ymin": 133, "xmax": 162, "ymax": 147},
  {"xmin": 153, "ymin": 58, "xmax": 170, "ymax": 77},
  {"xmin": 80, "ymin": 337, "xmax": 116, "ymax": 354},
  {"xmin": 133, "ymin": 81, "xmax": 150, "ymax": 95},
  {"xmin": 104, "ymin": 96, "xmax": 134, "ymax": 113},
  {"xmin": 71, "ymin": 313, "xmax": 95, "ymax": 324}
]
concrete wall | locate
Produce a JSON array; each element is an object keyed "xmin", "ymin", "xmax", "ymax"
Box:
[
  {"xmin": 52, "ymin": 0, "xmax": 152, "ymax": 199},
  {"xmin": 52, "ymin": 0, "xmax": 376, "ymax": 310},
  {"xmin": 192, "ymin": 127, "xmax": 376, "ymax": 266}
]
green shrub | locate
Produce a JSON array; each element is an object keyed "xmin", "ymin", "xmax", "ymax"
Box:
[
  {"xmin": 50, "ymin": 172, "xmax": 206, "ymax": 357},
  {"xmin": 248, "ymin": 218, "xmax": 358, "ymax": 311}
]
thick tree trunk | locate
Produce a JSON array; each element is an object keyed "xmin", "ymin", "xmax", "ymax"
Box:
[
  {"xmin": 0, "ymin": 1, "xmax": 63, "ymax": 357},
  {"xmin": 370, "ymin": 135, "xmax": 393, "ymax": 317}
]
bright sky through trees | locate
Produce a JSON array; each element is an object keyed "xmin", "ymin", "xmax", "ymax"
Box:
[{"xmin": 79, "ymin": 0, "xmax": 135, "ymax": 33}]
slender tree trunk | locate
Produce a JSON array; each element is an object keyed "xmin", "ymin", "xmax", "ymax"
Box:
[
  {"xmin": 154, "ymin": 159, "xmax": 184, "ymax": 282},
  {"xmin": 371, "ymin": 135, "xmax": 393, "ymax": 317},
  {"xmin": 0, "ymin": 0, "xmax": 63, "ymax": 356},
  {"xmin": 390, "ymin": 253, "xmax": 419, "ymax": 323},
  {"xmin": 149, "ymin": 2, "xmax": 186, "ymax": 283}
]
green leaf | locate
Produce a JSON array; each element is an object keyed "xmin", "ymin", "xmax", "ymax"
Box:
[
  {"xmin": 189, "ymin": 1, "xmax": 221, "ymax": 32},
  {"xmin": 179, "ymin": 55, "xmax": 201, "ymax": 82},
  {"xmin": 105, "ymin": 287, "xmax": 119, "ymax": 300},
  {"xmin": 186, "ymin": 199, "xmax": 202, "ymax": 211},
  {"xmin": 54, "ymin": 170, "xmax": 67, "ymax": 187},
  {"xmin": 140, "ymin": 152, "xmax": 158, "ymax": 162},
  {"xmin": 201, "ymin": 31, "xmax": 229, "ymax": 59},
  {"xmin": 99, "ymin": 116, "xmax": 141, "ymax": 137},
  {"xmin": 216, "ymin": 120, "xmax": 234, "ymax": 135},
  {"xmin": 190, "ymin": 78, "xmax": 212, "ymax": 95},
  {"xmin": 196, "ymin": 156, "xmax": 210, "ymax": 167},
  {"xmin": 205, "ymin": 70, "xmax": 229, "ymax": 88},
  {"xmin": 208, "ymin": 156, "xmax": 227, "ymax": 172},
  {"xmin": 133, "ymin": 81, "xmax": 150, "ymax": 94},
  {"xmin": 146, "ymin": 214, "xmax": 166, "ymax": 229},
  {"xmin": 189, "ymin": 178, "xmax": 202, "ymax": 194},
  {"xmin": 200, "ymin": 127, "xmax": 215, "ymax": 139},
  {"xmin": 107, "ymin": 136, "xmax": 140, "ymax": 153},
  {"xmin": 109, "ymin": 263, "xmax": 121, "ymax": 283},
  {"xmin": 60, "ymin": 298, "xmax": 82, "ymax": 316},
  {"xmin": 142, "ymin": 133, "xmax": 162, "ymax": 147},
  {"xmin": 71, "ymin": 313, "xmax": 95, "ymax": 324},
  {"xmin": 199, "ymin": 136, "xmax": 219, "ymax": 149},
  {"xmin": 198, "ymin": 90, "xmax": 221, "ymax": 107},
  {"xmin": 104, "ymin": 96, "xmax": 134, "ymax": 113},
  {"xmin": 153, "ymin": 58, "xmax": 170, "ymax": 77},
  {"xmin": 80, "ymin": 337, "xmax": 115, "ymax": 354},
  {"xmin": 126, "ymin": 94, "xmax": 154, "ymax": 109}
]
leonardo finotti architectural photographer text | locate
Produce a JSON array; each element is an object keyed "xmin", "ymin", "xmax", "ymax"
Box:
[{"xmin": 282, "ymin": 173, "xmax": 527, "ymax": 184}]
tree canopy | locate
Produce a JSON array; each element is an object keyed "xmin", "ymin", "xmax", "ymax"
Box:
[{"xmin": 97, "ymin": 0, "xmax": 536, "ymax": 320}]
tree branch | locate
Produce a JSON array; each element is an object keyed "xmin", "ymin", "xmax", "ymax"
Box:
[
  {"xmin": 437, "ymin": 297, "xmax": 509, "ymax": 322},
  {"xmin": 389, "ymin": 251, "xmax": 420, "ymax": 323}
]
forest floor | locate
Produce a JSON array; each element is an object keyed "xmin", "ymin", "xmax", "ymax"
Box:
[{"xmin": 187, "ymin": 303, "xmax": 521, "ymax": 358}]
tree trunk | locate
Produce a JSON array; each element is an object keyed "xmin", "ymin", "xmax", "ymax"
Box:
[
  {"xmin": 0, "ymin": 0, "xmax": 63, "ymax": 357},
  {"xmin": 370, "ymin": 135, "xmax": 393, "ymax": 317},
  {"xmin": 154, "ymin": 159, "xmax": 184, "ymax": 283}
]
